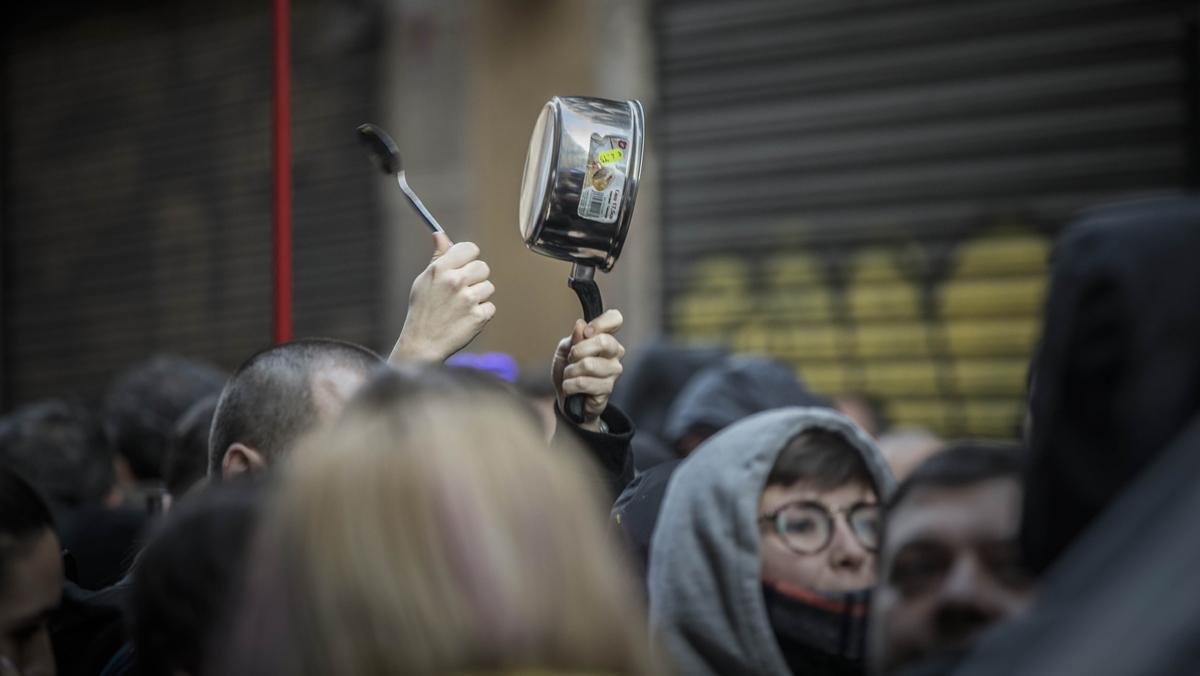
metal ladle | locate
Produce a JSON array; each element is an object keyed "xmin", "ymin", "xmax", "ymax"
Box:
[{"xmin": 356, "ymin": 123, "xmax": 445, "ymax": 235}]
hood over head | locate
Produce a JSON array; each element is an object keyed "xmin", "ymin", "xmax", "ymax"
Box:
[
  {"xmin": 648, "ymin": 407, "xmax": 894, "ymax": 676},
  {"xmin": 662, "ymin": 356, "xmax": 830, "ymax": 449},
  {"xmin": 952, "ymin": 410, "xmax": 1200, "ymax": 676},
  {"xmin": 1024, "ymin": 195, "xmax": 1200, "ymax": 574},
  {"xmin": 611, "ymin": 340, "xmax": 728, "ymax": 442}
]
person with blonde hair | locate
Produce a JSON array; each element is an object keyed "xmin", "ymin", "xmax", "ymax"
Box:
[{"xmin": 216, "ymin": 366, "xmax": 660, "ymax": 676}]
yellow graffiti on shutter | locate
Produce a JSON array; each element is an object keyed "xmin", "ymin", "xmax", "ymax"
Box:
[{"xmin": 669, "ymin": 227, "xmax": 1050, "ymax": 438}]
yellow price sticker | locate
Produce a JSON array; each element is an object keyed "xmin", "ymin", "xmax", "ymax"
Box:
[{"xmin": 598, "ymin": 148, "xmax": 624, "ymax": 165}]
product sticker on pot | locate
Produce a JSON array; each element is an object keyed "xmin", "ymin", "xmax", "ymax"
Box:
[{"xmin": 577, "ymin": 133, "xmax": 629, "ymax": 224}]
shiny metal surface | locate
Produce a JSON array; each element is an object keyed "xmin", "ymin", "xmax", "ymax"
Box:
[
  {"xmin": 518, "ymin": 96, "xmax": 645, "ymax": 272},
  {"xmin": 396, "ymin": 171, "xmax": 445, "ymax": 234},
  {"xmin": 355, "ymin": 122, "xmax": 446, "ymax": 235},
  {"xmin": 569, "ymin": 262, "xmax": 595, "ymax": 282}
]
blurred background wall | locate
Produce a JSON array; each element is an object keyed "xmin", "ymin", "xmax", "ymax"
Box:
[
  {"xmin": 1, "ymin": 0, "xmax": 1196, "ymax": 438},
  {"xmin": 656, "ymin": 0, "xmax": 1198, "ymax": 436},
  {"xmin": 2, "ymin": 0, "xmax": 386, "ymax": 401}
]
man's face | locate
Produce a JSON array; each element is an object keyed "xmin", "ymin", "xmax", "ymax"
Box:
[
  {"xmin": 759, "ymin": 480, "xmax": 878, "ymax": 593},
  {"xmin": 0, "ymin": 529, "xmax": 63, "ymax": 676},
  {"xmin": 870, "ymin": 478, "xmax": 1033, "ymax": 674}
]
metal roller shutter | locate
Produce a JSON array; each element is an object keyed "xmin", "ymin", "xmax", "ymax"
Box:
[
  {"xmin": 657, "ymin": 0, "xmax": 1197, "ymax": 437},
  {"xmin": 2, "ymin": 0, "xmax": 383, "ymax": 406}
]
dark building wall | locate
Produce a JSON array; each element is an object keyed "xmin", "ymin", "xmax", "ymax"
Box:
[
  {"xmin": 656, "ymin": 0, "xmax": 1197, "ymax": 437},
  {"xmin": 1, "ymin": 0, "xmax": 384, "ymax": 407}
]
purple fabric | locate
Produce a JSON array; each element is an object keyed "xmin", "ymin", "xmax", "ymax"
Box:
[{"xmin": 446, "ymin": 352, "xmax": 519, "ymax": 383}]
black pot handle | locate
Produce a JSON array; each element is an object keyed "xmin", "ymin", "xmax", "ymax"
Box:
[{"xmin": 566, "ymin": 266, "xmax": 603, "ymax": 423}]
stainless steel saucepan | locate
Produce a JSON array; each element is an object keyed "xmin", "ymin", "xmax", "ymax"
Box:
[{"xmin": 518, "ymin": 95, "xmax": 646, "ymax": 422}]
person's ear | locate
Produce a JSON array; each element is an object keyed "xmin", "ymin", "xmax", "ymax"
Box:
[{"xmin": 221, "ymin": 443, "xmax": 266, "ymax": 480}]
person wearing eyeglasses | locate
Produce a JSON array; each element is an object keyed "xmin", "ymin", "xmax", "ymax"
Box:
[{"xmin": 648, "ymin": 407, "xmax": 894, "ymax": 676}]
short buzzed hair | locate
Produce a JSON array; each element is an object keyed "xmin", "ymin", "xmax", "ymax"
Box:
[{"xmin": 208, "ymin": 339, "xmax": 381, "ymax": 477}]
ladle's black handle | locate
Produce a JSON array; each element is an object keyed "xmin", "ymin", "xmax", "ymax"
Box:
[{"xmin": 565, "ymin": 273, "xmax": 604, "ymax": 424}]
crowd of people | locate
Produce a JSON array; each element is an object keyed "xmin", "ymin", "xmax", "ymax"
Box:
[{"xmin": 1, "ymin": 195, "xmax": 1198, "ymax": 675}]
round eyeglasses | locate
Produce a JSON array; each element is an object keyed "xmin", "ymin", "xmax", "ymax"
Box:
[{"xmin": 759, "ymin": 500, "xmax": 881, "ymax": 554}]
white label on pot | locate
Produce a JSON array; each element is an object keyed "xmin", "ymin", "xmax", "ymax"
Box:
[{"xmin": 578, "ymin": 133, "xmax": 629, "ymax": 224}]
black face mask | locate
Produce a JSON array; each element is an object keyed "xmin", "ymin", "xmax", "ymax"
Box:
[{"xmin": 762, "ymin": 580, "xmax": 870, "ymax": 676}]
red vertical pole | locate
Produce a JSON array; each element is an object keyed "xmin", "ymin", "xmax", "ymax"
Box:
[{"xmin": 272, "ymin": 0, "xmax": 293, "ymax": 343}]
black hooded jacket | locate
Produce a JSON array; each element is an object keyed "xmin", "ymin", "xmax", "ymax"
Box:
[
  {"xmin": 552, "ymin": 401, "xmax": 636, "ymax": 500},
  {"xmin": 610, "ymin": 340, "xmax": 728, "ymax": 472},
  {"xmin": 939, "ymin": 196, "xmax": 1200, "ymax": 676},
  {"xmin": 1023, "ymin": 196, "xmax": 1200, "ymax": 575}
]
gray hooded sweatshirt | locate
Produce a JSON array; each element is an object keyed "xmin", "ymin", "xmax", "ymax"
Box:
[{"xmin": 647, "ymin": 407, "xmax": 895, "ymax": 676}]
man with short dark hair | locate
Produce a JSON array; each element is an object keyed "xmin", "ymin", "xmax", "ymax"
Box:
[
  {"xmin": 868, "ymin": 443, "xmax": 1032, "ymax": 676},
  {"xmin": 0, "ymin": 467, "xmax": 64, "ymax": 676},
  {"xmin": 208, "ymin": 339, "xmax": 381, "ymax": 480},
  {"xmin": 208, "ymin": 234, "xmax": 633, "ymax": 485},
  {"xmin": 102, "ymin": 355, "xmax": 227, "ymax": 486},
  {"xmin": 0, "ymin": 401, "xmax": 145, "ymax": 591},
  {"xmin": 0, "ymin": 402, "xmax": 115, "ymax": 510},
  {"xmin": 209, "ymin": 234, "xmax": 497, "ymax": 480}
]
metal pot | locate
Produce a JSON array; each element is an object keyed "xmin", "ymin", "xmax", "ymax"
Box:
[
  {"xmin": 519, "ymin": 96, "xmax": 645, "ymax": 273},
  {"xmin": 518, "ymin": 95, "xmax": 646, "ymax": 422}
]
